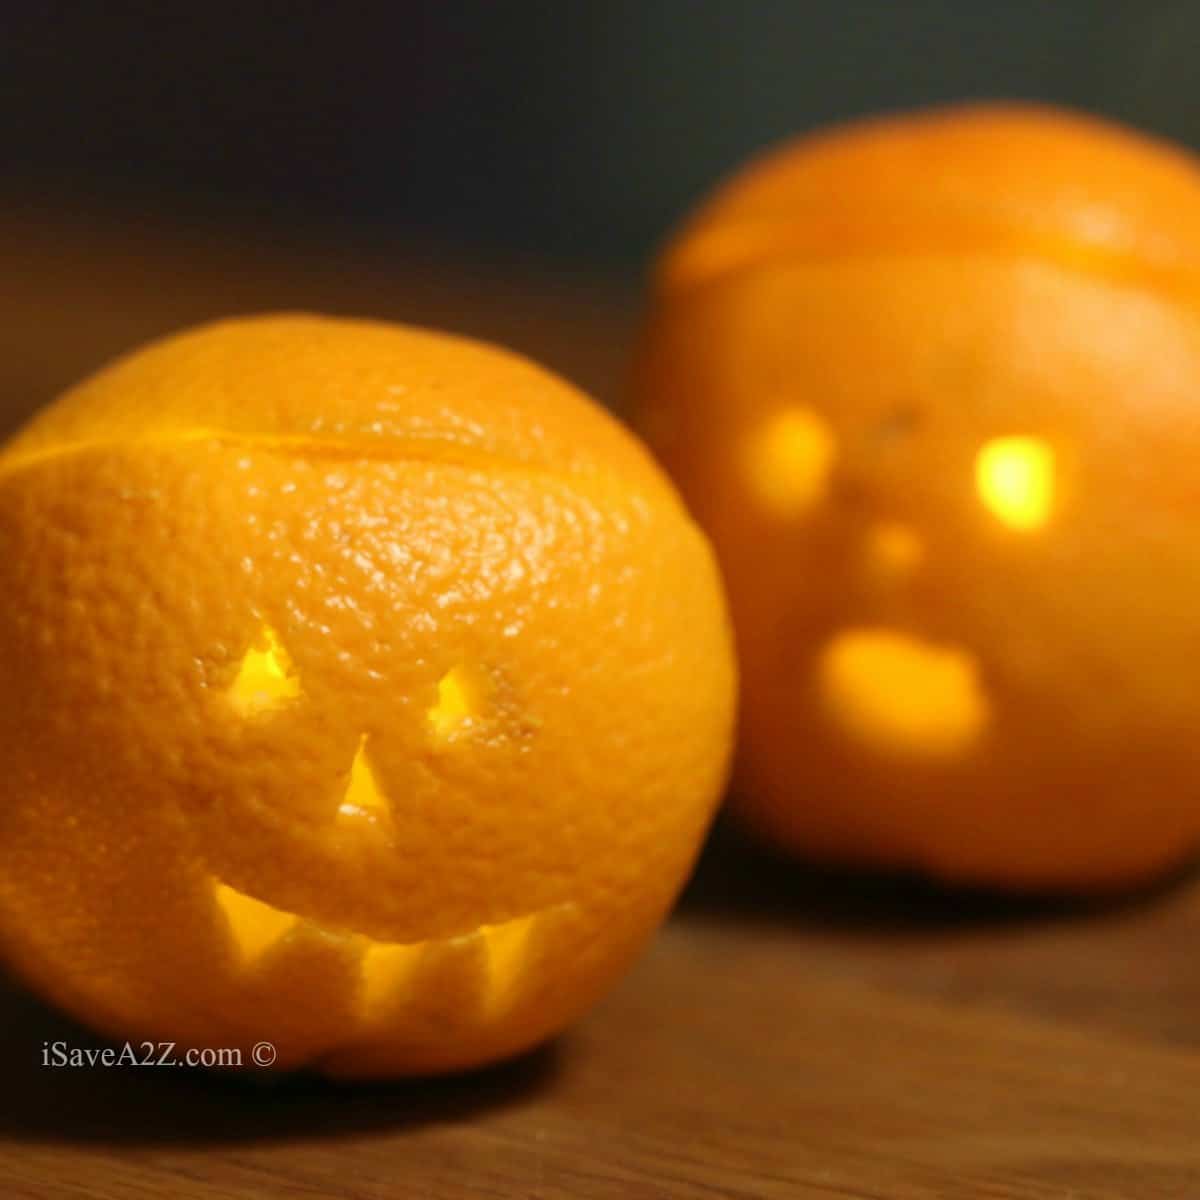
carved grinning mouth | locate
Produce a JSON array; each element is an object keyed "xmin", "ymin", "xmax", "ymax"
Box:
[{"xmin": 213, "ymin": 880, "xmax": 575, "ymax": 1020}]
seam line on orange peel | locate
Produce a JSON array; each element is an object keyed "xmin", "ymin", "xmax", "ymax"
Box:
[
  {"xmin": 0, "ymin": 428, "xmax": 638, "ymax": 495},
  {"xmin": 660, "ymin": 233, "xmax": 1200, "ymax": 317}
]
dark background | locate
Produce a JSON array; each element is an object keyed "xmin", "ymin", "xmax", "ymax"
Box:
[{"xmin": 4, "ymin": 1, "xmax": 1199, "ymax": 272}]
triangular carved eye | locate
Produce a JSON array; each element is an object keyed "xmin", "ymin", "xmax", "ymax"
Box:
[
  {"xmin": 227, "ymin": 624, "xmax": 301, "ymax": 717},
  {"xmin": 427, "ymin": 664, "xmax": 486, "ymax": 739},
  {"xmin": 338, "ymin": 736, "xmax": 390, "ymax": 827}
]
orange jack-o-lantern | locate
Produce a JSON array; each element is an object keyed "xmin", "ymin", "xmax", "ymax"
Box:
[
  {"xmin": 0, "ymin": 315, "xmax": 735, "ymax": 1076},
  {"xmin": 634, "ymin": 104, "xmax": 1200, "ymax": 891}
]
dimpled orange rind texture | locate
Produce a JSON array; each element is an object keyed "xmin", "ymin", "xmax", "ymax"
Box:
[{"xmin": 0, "ymin": 314, "xmax": 736, "ymax": 1075}]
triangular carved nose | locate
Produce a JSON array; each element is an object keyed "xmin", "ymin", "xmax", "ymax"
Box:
[{"xmin": 338, "ymin": 735, "xmax": 390, "ymax": 827}]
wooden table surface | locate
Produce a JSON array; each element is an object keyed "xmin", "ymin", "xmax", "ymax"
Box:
[{"xmin": 2, "ymin": 208, "xmax": 1199, "ymax": 1199}]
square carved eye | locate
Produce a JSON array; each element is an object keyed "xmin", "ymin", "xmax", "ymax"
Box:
[
  {"xmin": 742, "ymin": 405, "xmax": 836, "ymax": 517},
  {"xmin": 975, "ymin": 436, "xmax": 1055, "ymax": 531}
]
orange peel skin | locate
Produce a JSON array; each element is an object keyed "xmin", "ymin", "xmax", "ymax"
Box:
[
  {"xmin": 0, "ymin": 314, "xmax": 736, "ymax": 1076},
  {"xmin": 634, "ymin": 105, "xmax": 1200, "ymax": 892}
]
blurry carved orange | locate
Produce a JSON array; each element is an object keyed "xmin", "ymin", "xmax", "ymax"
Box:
[
  {"xmin": 0, "ymin": 314, "xmax": 735, "ymax": 1075},
  {"xmin": 634, "ymin": 104, "xmax": 1200, "ymax": 891}
]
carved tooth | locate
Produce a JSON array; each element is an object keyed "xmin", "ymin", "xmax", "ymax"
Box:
[
  {"xmin": 353, "ymin": 906, "xmax": 569, "ymax": 1026},
  {"xmin": 214, "ymin": 881, "xmax": 298, "ymax": 964},
  {"xmin": 359, "ymin": 941, "xmax": 425, "ymax": 1020},
  {"xmin": 479, "ymin": 911, "xmax": 539, "ymax": 1016}
]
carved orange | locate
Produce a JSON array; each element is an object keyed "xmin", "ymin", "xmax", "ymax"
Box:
[
  {"xmin": 634, "ymin": 104, "xmax": 1200, "ymax": 891},
  {"xmin": 0, "ymin": 314, "xmax": 735, "ymax": 1075}
]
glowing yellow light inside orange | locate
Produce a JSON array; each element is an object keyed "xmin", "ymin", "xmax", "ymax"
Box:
[
  {"xmin": 480, "ymin": 910, "xmax": 538, "ymax": 1014},
  {"xmin": 339, "ymin": 736, "xmax": 389, "ymax": 824},
  {"xmin": 211, "ymin": 872, "xmax": 573, "ymax": 1020},
  {"xmin": 975, "ymin": 436, "xmax": 1055, "ymax": 531},
  {"xmin": 819, "ymin": 628, "xmax": 989, "ymax": 760},
  {"xmin": 428, "ymin": 665, "xmax": 484, "ymax": 738},
  {"xmin": 214, "ymin": 882, "xmax": 297, "ymax": 963},
  {"xmin": 360, "ymin": 941, "xmax": 425, "ymax": 1017},
  {"xmin": 744, "ymin": 407, "xmax": 837, "ymax": 517},
  {"xmin": 227, "ymin": 624, "xmax": 301, "ymax": 716}
]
